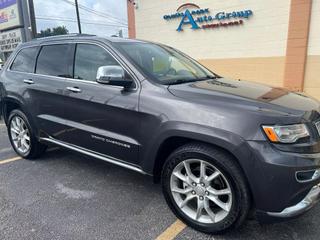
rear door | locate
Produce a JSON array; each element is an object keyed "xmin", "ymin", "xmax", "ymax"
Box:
[
  {"xmin": 4, "ymin": 44, "xmax": 71, "ymax": 140},
  {"xmin": 3, "ymin": 46, "xmax": 40, "ymax": 121},
  {"xmin": 62, "ymin": 42, "xmax": 141, "ymax": 165}
]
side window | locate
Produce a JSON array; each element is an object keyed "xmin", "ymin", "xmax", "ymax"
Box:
[
  {"xmin": 36, "ymin": 44, "xmax": 72, "ymax": 77},
  {"xmin": 74, "ymin": 44, "xmax": 120, "ymax": 81},
  {"xmin": 10, "ymin": 47, "xmax": 39, "ymax": 73}
]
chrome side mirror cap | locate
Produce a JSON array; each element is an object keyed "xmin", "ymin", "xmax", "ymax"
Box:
[{"xmin": 96, "ymin": 65, "xmax": 133, "ymax": 88}]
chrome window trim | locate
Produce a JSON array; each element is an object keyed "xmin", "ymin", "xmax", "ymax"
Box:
[{"xmin": 6, "ymin": 40, "xmax": 140, "ymax": 91}]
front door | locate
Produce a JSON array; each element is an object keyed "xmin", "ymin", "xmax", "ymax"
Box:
[
  {"xmin": 62, "ymin": 43, "xmax": 140, "ymax": 165},
  {"xmin": 32, "ymin": 44, "xmax": 74, "ymax": 140}
]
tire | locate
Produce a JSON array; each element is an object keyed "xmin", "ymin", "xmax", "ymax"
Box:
[
  {"xmin": 161, "ymin": 143, "xmax": 251, "ymax": 234},
  {"xmin": 7, "ymin": 109, "xmax": 47, "ymax": 159}
]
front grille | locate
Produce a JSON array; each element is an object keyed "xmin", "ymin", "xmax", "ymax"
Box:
[{"xmin": 316, "ymin": 121, "xmax": 320, "ymax": 136}]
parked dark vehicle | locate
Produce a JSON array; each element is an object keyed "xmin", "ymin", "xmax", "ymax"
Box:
[{"xmin": 1, "ymin": 34, "xmax": 320, "ymax": 234}]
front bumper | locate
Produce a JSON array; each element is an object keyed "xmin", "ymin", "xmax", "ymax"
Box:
[
  {"xmin": 243, "ymin": 141, "xmax": 320, "ymax": 223},
  {"xmin": 267, "ymin": 184, "xmax": 320, "ymax": 218}
]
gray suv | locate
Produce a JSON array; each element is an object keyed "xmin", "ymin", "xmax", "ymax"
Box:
[{"xmin": 1, "ymin": 34, "xmax": 320, "ymax": 234}]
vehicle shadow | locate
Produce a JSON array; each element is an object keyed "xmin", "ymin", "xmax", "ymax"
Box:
[
  {"xmin": 41, "ymin": 148, "xmax": 320, "ymax": 240},
  {"xmin": 232, "ymin": 214, "xmax": 318, "ymax": 239}
]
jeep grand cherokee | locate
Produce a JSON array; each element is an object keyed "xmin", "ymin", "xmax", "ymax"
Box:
[{"xmin": 0, "ymin": 34, "xmax": 320, "ymax": 233}]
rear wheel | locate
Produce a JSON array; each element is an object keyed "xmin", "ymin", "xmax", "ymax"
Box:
[
  {"xmin": 8, "ymin": 109, "xmax": 47, "ymax": 159},
  {"xmin": 162, "ymin": 143, "xmax": 251, "ymax": 234}
]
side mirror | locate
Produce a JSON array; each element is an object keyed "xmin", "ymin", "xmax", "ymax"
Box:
[{"xmin": 96, "ymin": 65, "xmax": 133, "ymax": 88}]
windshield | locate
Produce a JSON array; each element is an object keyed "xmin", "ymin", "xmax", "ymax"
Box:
[{"xmin": 115, "ymin": 42, "xmax": 217, "ymax": 85}]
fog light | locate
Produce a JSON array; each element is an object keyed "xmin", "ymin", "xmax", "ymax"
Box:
[{"xmin": 296, "ymin": 169, "xmax": 320, "ymax": 183}]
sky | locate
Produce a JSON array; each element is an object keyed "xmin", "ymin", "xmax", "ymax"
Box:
[{"xmin": 33, "ymin": 0, "xmax": 128, "ymax": 37}]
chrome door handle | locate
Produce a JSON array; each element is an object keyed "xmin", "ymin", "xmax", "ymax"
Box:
[
  {"xmin": 23, "ymin": 79, "xmax": 34, "ymax": 84},
  {"xmin": 66, "ymin": 86, "xmax": 81, "ymax": 93}
]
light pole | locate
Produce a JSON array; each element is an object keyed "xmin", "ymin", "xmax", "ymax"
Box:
[
  {"xmin": 75, "ymin": 0, "xmax": 82, "ymax": 34},
  {"xmin": 28, "ymin": 0, "xmax": 37, "ymax": 39}
]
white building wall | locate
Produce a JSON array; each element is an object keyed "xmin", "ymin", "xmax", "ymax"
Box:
[
  {"xmin": 304, "ymin": 0, "xmax": 320, "ymax": 100},
  {"xmin": 135, "ymin": 0, "xmax": 291, "ymax": 59},
  {"xmin": 307, "ymin": 0, "xmax": 320, "ymax": 55}
]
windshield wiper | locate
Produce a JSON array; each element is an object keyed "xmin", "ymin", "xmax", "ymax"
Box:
[
  {"xmin": 167, "ymin": 79, "xmax": 192, "ymax": 85},
  {"xmin": 200, "ymin": 75, "xmax": 220, "ymax": 80},
  {"xmin": 167, "ymin": 75, "xmax": 219, "ymax": 85}
]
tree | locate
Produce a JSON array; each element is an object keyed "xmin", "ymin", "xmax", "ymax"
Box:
[{"xmin": 37, "ymin": 26, "xmax": 69, "ymax": 38}]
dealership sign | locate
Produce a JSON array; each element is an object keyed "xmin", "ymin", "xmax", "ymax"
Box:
[
  {"xmin": 0, "ymin": 28, "xmax": 22, "ymax": 52},
  {"xmin": 0, "ymin": 0, "xmax": 21, "ymax": 31},
  {"xmin": 163, "ymin": 3, "xmax": 253, "ymax": 31}
]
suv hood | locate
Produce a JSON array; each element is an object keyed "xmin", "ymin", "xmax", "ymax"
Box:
[{"xmin": 168, "ymin": 78, "xmax": 320, "ymax": 118}]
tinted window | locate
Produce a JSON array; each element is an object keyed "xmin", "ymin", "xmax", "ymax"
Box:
[
  {"xmin": 36, "ymin": 44, "xmax": 72, "ymax": 77},
  {"xmin": 116, "ymin": 42, "xmax": 215, "ymax": 85},
  {"xmin": 74, "ymin": 44, "xmax": 119, "ymax": 81},
  {"xmin": 11, "ymin": 47, "xmax": 39, "ymax": 73}
]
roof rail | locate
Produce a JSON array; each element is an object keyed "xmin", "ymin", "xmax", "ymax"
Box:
[{"xmin": 33, "ymin": 33, "xmax": 96, "ymax": 41}]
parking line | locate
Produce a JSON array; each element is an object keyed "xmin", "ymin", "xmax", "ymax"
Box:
[
  {"xmin": 0, "ymin": 156, "xmax": 22, "ymax": 165},
  {"xmin": 155, "ymin": 219, "xmax": 186, "ymax": 240},
  {"xmin": 0, "ymin": 148, "xmax": 58, "ymax": 165}
]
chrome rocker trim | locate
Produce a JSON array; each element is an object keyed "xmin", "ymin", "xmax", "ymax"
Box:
[
  {"xmin": 40, "ymin": 137, "xmax": 147, "ymax": 175},
  {"xmin": 267, "ymin": 184, "xmax": 320, "ymax": 218}
]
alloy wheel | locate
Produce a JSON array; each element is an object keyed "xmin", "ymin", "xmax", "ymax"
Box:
[
  {"xmin": 10, "ymin": 116, "xmax": 31, "ymax": 154},
  {"xmin": 170, "ymin": 159, "xmax": 233, "ymax": 224}
]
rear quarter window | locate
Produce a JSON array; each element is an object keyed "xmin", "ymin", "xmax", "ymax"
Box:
[{"xmin": 10, "ymin": 47, "xmax": 39, "ymax": 73}]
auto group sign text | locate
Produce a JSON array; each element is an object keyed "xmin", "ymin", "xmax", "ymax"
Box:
[{"xmin": 163, "ymin": 3, "xmax": 254, "ymax": 31}]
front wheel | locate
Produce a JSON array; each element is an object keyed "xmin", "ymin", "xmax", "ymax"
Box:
[{"xmin": 161, "ymin": 143, "xmax": 251, "ymax": 234}]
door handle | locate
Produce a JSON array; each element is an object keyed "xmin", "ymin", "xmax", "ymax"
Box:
[
  {"xmin": 23, "ymin": 79, "xmax": 34, "ymax": 84},
  {"xmin": 67, "ymin": 86, "xmax": 81, "ymax": 93}
]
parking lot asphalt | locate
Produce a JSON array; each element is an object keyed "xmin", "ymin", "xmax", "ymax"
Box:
[{"xmin": 1, "ymin": 119, "xmax": 320, "ymax": 240}]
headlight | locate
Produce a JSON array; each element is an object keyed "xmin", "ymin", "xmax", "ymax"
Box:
[{"xmin": 262, "ymin": 124, "xmax": 309, "ymax": 143}]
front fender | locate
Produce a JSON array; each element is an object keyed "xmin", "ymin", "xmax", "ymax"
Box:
[{"xmin": 140, "ymin": 121, "xmax": 254, "ymax": 176}]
